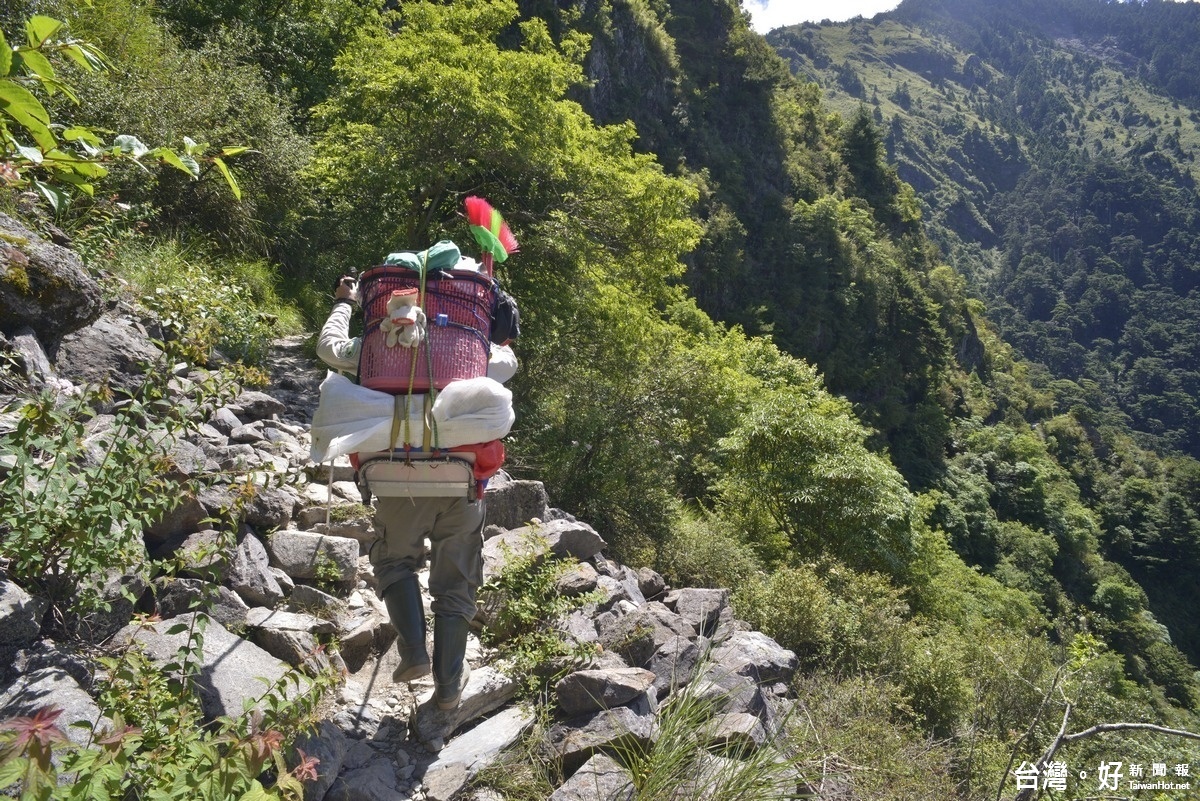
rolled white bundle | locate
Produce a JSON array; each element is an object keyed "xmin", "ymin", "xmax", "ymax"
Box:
[{"xmin": 309, "ymin": 372, "xmax": 514, "ymax": 463}]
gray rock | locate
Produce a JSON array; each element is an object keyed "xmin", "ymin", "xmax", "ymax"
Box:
[
  {"xmin": 558, "ymin": 609, "xmax": 600, "ymax": 647},
  {"xmin": 544, "ymin": 704, "xmax": 655, "ymax": 775},
  {"xmin": 0, "ymin": 213, "xmax": 102, "ymax": 344},
  {"xmin": 309, "ymin": 517, "xmax": 375, "ymax": 552},
  {"xmin": 330, "ymin": 480, "xmax": 361, "ymax": 501},
  {"xmin": 332, "ymin": 701, "xmax": 385, "ymax": 741},
  {"xmin": 421, "ymin": 705, "xmax": 536, "ymax": 801},
  {"xmin": 251, "ymin": 628, "xmax": 332, "ymax": 674},
  {"xmin": 72, "ymin": 565, "xmax": 149, "ymax": 644},
  {"xmin": 483, "ymin": 475, "xmax": 550, "ymax": 531},
  {"xmin": 556, "ymin": 668, "xmax": 657, "ymax": 716},
  {"xmin": 10, "ymin": 327, "xmax": 73, "ymax": 392},
  {"xmin": 557, "ymin": 561, "xmax": 600, "ymax": 597},
  {"xmin": 325, "ymin": 756, "xmax": 400, "ymax": 801},
  {"xmin": 271, "ymin": 567, "xmax": 296, "ymax": 595},
  {"xmin": 595, "ymin": 571, "xmax": 646, "ymax": 610},
  {"xmin": 206, "ymin": 442, "xmax": 263, "ymax": 471},
  {"xmin": 596, "ymin": 602, "xmax": 694, "ymax": 668},
  {"xmin": 672, "ymin": 588, "xmax": 730, "ymax": 636},
  {"xmin": 337, "ymin": 616, "xmax": 385, "ymax": 673},
  {"xmin": 155, "ymin": 577, "xmax": 249, "ymax": 630},
  {"xmin": 208, "ymin": 406, "xmax": 243, "ymax": 435},
  {"xmin": 175, "ymin": 529, "xmax": 230, "ymax": 581},
  {"xmin": 244, "ymin": 485, "xmax": 299, "ymax": 531},
  {"xmin": 291, "ymin": 720, "xmax": 347, "ymax": 801},
  {"xmin": 549, "ymin": 753, "xmax": 635, "ymax": 801},
  {"xmin": 228, "ymin": 531, "xmax": 286, "ymax": 606},
  {"xmin": 163, "ymin": 437, "xmax": 212, "ymax": 481},
  {"xmin": 245, "ymin": 607, "xmax": 336, "ymax": 635},
  {"xmin": 0, "ymin": 667, "xmax": 106, "ymax": 748},
  {"xmin": 55, "ymin": 314, "xmax": 163, "ymax": 393},
  {"xmin": 710, "ymin": 631, "xmax": 798, "ymax": 686},
  {"xmin": 635, "ymin": 567, "xmax": 667, "ymax": 601},
  {"xmin": 110, "ymin": 613, "xmax": 301, "ymax": 719},
  {"xmin": 228, "ymin": 390, "xmax": 285, "ymax": 422},
  {"xmin": 483, "ymin": 519, "xmax": 607, "ymax": 580},
  {"xmin": 304, "ymin": 457, "xmax": 356, "ymax": 484},
  {"xmin": 288, "ymin": 584, "xmax": 347, "ymax": 619},
  {"xmin": 145, "ymin": 491, "xmax": 207, "ymax": 543},
  {"xmin": 414, "ymin": 665, "xmax": 520, "ymax": 750},
  {"xmin": 195, "ymin": 421, "xmax": 226, "ymax": 444},
  {"xmin": 267, "ymin": 530, "xmax": 359, "ymax": 583},
  {"xmin": 647, "ymin": 635, "xmax": 705, "ymax": 699},
  {"xmin": 0, "ymin": 580, "xmax": 48, "ymax": 646},
  {"xmin": 690, "ymin": 667, "xmax": 764, "ymax": 718},
  {"xmin": 703, "ymin": 712, "xmax": 766, "ymax": 752},
  {"xmin": 196, "ymin": 484, "xmax": 238, "ymax": 518},
  {"xmin": 230, "ymin": 421, "xmax": 266, "ymax": 444}
]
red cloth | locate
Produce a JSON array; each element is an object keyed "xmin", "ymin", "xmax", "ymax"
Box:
[{"xmin": 450, "ymin": 440, "xmax": 506, "ymax": 481}]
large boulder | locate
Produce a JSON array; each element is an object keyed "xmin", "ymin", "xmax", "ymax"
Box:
[
  {"xmin": 555, "ymin": 668, "xmax": 657, "ymax": 716},
  {"xmin": 549, "ymin": 753, "xmax": 634, "ymax": 801},
  {"xmin": 483, "ymin": 474, "xmax": 550, "ymax": 531},
  {"xmin": 483, "ymin": 519, "xmax": 606, "ymax": 581},
  {"xmin": 420, "ymin": 706, "xmax": 536, "ymax": 801},
  {"xmin": 0, "ymin": 214, "xmax": 101, "ymax": 346},
  {"xmin": 55, "ymin": 314, "xmax": 164, "ymax": 393},
  {"xmin": 0, "ymin": 667, "xmax": 106, "ymax": 748},
  {"xmin": 266, "ymin": 530, "xmax": 359, "ymax": 583},
  {"xmin": 109, "ymin": 614, "xmax": 301, "ymax": 720}
]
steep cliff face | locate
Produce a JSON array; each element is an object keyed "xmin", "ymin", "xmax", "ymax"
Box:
[{"xmin": 574, "ymin": 0, "xmax": 686, "ymax": 162}]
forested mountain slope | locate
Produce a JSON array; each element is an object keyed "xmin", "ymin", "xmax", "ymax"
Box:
[
  {"xmin": 759, "ymin": 0, "xmax": 1200, "ymax": 669},
  {"xmin": 770, "ymin": 0, "xmax": 1200, "ymax": 457}
]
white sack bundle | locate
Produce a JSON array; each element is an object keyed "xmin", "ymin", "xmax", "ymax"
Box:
[{"xmin": 309, "ymin": 372, "xmax": 514, "ymax": 463}]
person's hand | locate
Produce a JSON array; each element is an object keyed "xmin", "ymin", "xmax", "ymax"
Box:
[{"xmin": 334, "ymin": 275, "xmax": 359, "ymax": 303}]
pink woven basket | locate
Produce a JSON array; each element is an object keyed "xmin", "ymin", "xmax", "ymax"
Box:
[{"xmin": 357, "ymin": 266, "xmax": 493, "ymax": 393}]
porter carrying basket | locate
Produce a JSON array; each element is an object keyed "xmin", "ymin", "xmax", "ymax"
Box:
[{"xmin": 357, "ymin": 265, "xmax": 494, "ymax": 393}]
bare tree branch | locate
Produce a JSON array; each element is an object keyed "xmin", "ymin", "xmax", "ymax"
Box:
[
  {"xmin": 1014, "ymin": 703, "xmax": 1071, "ymax": 801},
  {"xmin": 997, "ymin": 668, "xmax": 1063, "ymax": 801},
  {"xmin": 1059, "ymin": 722, "xmax": 1200, "ymax": 745},
  {"xmin": 1010, "ymin": 708, "xmax": 1200, "ymax": 801}
]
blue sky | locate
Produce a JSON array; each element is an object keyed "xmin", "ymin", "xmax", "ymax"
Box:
[{"xmin": 742, "ymin": 1, "xmax": 901, "ymax": 33}]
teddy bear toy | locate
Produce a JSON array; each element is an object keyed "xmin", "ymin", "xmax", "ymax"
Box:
[{"xmin": 379, "ymin": 287, "xmax": 426, "ymax": 348}]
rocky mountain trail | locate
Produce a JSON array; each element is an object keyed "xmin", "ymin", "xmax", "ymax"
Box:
[{"xmin": 0, "ymin": 215, "xmax": 817, "ymax": 800}]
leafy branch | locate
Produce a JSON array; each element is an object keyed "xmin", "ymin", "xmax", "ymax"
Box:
[{"xmin": 0, "ymin": 14, "xmax": 246, "ymax": 212}]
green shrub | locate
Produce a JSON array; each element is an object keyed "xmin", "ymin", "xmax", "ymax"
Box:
[
  {"xmin": 0, "ymin": 368, "xmax": 235, "ymax": 623},
  {"xmin": 102, "ymin": 237, "xmax": 302, "ymax": 368},
  {"xmin": 822, "ymin": 565, "xmax": 913, "ymax": 676},
  {"xmin": 0, "ymin": 611, "xmax": 337, "ymax": 800},
  {"xmin": 898, "ymin": 628, "xmax": 972, "ymax": 739},
  {"xmin": 733, "ymin": 564, "xmax": 832, "ymax": 666},
  {"xmin": 60, "ymin": 0, "xmax": 312, "ymax": 255},
  {"xmin": 478, "ymin": 536, "xmax": 599, "ymax": 696},
  {"xmin": 787, "ymin": 673, "xmax": 959, "ymax": 800},
  {"xmin": 657, "ymin": 513, "xmax": 761, "ymax": 591}
]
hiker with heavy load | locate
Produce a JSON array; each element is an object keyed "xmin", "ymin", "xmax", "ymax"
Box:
[{"xmin": 309, "ymin": 198, "xmax": 520, "ymax": 711}]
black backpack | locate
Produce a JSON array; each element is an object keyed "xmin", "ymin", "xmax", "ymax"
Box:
[{"xmin": 490, "ymin": 286, "xmax": 520, "ymax": 345}]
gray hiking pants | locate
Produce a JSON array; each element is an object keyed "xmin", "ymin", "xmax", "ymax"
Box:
[{"xmin": 370, "ymin": 495, "xmax": 485, "ymax": 621}]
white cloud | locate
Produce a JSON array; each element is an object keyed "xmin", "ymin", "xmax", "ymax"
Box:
[
  {"xmin": 742, "ymin": 1, "xmax": 902, "ymax": 34},
  {"xmin": 744, "ymin": 0, "xmax": 1199, "ymax": 34}
]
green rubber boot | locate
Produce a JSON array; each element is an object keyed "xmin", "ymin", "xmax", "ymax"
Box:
[
  {"xmin": 382, "ymin": 577, "xmax": 430, "ymax": 683},
  {"xmin": 433, "ymin": 614, "xmax": 471, "ymax": 710}
]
